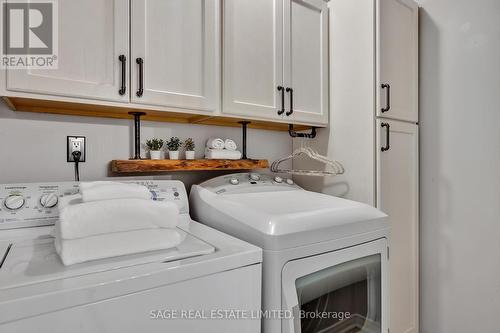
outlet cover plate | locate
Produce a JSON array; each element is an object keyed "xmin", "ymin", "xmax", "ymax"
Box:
[{"xmin": 67, "ymin": 136, "xmax": 86, "ymax": 162}]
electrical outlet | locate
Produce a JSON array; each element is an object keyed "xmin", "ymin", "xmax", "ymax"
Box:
[{"xmin": 67, "ymin": 136, "xmax": 86, "ymax": 162}]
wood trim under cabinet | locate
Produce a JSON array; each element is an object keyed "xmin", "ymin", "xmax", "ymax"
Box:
[{"xmin": 2, "ymin": 96, "xmax": 313, "ymax": 132}]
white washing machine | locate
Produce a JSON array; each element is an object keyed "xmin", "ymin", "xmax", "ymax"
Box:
[
  {"xmin": 0, "ymin": 180, "xmax": 262, "ymax": 333},
  {"xmin": 190, "ymin": 173, "xmax": 390, "ymax": 333}
]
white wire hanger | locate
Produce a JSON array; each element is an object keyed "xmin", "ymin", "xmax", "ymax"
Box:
[{"xmin": 270, "ymin": 141, "xmax": 345, "ymax": 176}]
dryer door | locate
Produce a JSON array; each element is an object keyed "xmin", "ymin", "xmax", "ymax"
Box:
[{"xmin": 282, "ymin": 239, "xmax": 388, "ymax": 333}]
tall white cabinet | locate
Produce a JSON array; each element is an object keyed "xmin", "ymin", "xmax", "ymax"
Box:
[
  {"xmin": 294, "ymin": 1, "xmax": 419, "ymax": 332},
  {"xmin": 223, "ymin": 0, "xmax": 329, "ymax": 126},
  {"xmin": 377, "ymin": 1, "xmax": 419, "ymax": 333}
]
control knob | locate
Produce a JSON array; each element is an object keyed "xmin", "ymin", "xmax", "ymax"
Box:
[
  {"xmin": 249, "ymin": 173, "xmax": 261, "ymax": 181},
  {"xmin": 4, "ymin": 194, "xmax": 25, "ymax": 210},
  {"xmin": 274, "ymin": 176, "xmax": 283, "ymax": 183},
  {"xmin": 230, "ymin": 178, "xmax": 239, "ymax": 185},
  {"xmin": 286, "ymin": 178, "xmax": 294, "ymax": 185},
  {"xmin": 40, "ymin": 193, "xmax": 59, "ymax": 208}
]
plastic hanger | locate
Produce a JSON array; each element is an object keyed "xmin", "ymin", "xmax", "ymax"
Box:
[{"xmin": 270, "ymin": 140, "xmax": 344, "ymax": 176}]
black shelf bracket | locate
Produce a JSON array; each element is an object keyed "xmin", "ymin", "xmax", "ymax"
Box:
[
  {"xmin": 129, "ymin": 112, "xmax": 146, "ymax": 160},
  {"xmin": 238, "ymin": 121, "xmax": 251, "ymax": 159},
  {"xmin": 288, "ymin": 124, "xmax": 317, "ymax": 139}
]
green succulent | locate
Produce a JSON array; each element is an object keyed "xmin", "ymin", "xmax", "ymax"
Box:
[
  {"xmin": 145, "ymin": 138, "xmax": 164, "ymax": 151},
  {"xmin": 184, "ymin": 138, "xmax": 195, "ymax": 151},
  {"xmin": 166, "ymin": 137, "xmax": 182, "ymax": 151}
]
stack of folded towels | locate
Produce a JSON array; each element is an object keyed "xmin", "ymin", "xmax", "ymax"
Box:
[
  {"xmin": 205, "ymin": 137, "xmax": 242, "ymax": 159},
  {"xmin": 55, "ymin": 181, "xmax": 183, "ymax": 266}
]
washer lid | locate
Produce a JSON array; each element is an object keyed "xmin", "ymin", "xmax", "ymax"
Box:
[
  {"xmin": 191, "ymin": 186, "xmax": 388, "ymax": 250},
  {"xmin": 0, "ymin": 218, "xmax": 262, "ymax": 325},
  {"xmin": 0, "ymin": 228, "xmax": 214, "ymax": 290}
]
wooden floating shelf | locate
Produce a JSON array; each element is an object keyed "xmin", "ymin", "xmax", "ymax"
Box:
[
  {"xmin": 3, "ymin": 96, "xmax": 313, "ymax": 132},
  {"xmin": 111, "ymin": 159, "xmax": 269, "ymax": 173}
]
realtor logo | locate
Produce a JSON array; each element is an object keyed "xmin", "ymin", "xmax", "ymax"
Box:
[{"xmin": 1, "ymin": 0, "xmax": 58, "ymax": 69}]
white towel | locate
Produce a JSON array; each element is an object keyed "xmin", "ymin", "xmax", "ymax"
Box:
[
  {"xmin": 79, "ymin": 181, "xmax": 151, "ymax": 202},
  {"xmin": 224, "ymin": 139, "xmax": 238, "ymax": 151},
  {"xmin": 206, "ymin": 137, "xmax": 225, "ymax": 150},
  {"xmin": 205, "ymin": 148, "xmax": 242, "ymax": 160},
  {"xmin": 55, "ymin": 228, "xmax": 185, "ymax": 266},
  {"xmin": 58, "ymin": 197, "xmax": 179, "ymax": 239}
]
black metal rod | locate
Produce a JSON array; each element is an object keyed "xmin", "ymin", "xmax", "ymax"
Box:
[
  {"xmin": 288, "ymin": 124, "xmax": 317, "ymax": 138},
  {"xmin": 129, "ymin": 112, "xmax": 146, "ymax": 159},
  {"xmin": 238, "ymin": 121, "xmax": 251, "ymax": 159}
]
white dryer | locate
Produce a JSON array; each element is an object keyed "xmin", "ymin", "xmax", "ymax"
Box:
[
  {"xmin": 190, "ymin": 173, "xmax": 389, "ymax": 333},
  {"xmin": 0, "ymin": 180, "xmax": 262, "ymax": 333}
]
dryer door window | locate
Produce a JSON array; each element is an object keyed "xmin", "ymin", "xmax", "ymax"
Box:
[
  {"xmin": 281, "ymin": 239, "xmax": 388, "ymax": 333},
  {"xmin": 296, "ymin": 254, "xmax": 381, "ymax": 333}
]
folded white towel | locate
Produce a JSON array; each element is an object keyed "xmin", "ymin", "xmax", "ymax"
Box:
[
  {"xmin": 79, "ymin": 181, "xmax": 151, "ymax": 202},
  {"xmin": 58, "ymin": 197, "xmax": 179, "ymax": 239},
  {"xmin": 55, "ymin": 227, "xmax": 185, "ymax": 265},
  {"xmin": 206, "ymin": 137, "xmax": 225, "ymax": 150},
  {"xmin": 205, "ymin": 148, "xmax": 242, "ymax": 160},
  {"xmin": 224, "ymin": 139, "xmax": 238, "ymax": 151}
]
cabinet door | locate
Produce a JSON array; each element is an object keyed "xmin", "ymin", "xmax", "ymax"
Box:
[
  {"xmin": 6, "ymin": 0, "xmax": 129, "ymax": 103},
  {"xmin": 377, "ymin": 0, "xmax": 418, "ymax": 122},
  {"xmin": 222, "ymin": 0, "xmax": 284, "ymax": 120},
  {"xmin": 131, "ymin": 0, "xmax": 220, "ymax": 112},
  {"xmin": 376, "ymin": 119, "xmax": 419, "ymax": 333},
  {"xmin": 283, "ymin": 0, "xmax": 328, "ymax": 125}
]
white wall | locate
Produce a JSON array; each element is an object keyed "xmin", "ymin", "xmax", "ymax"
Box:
[
  {"xmin": 0, "ymin": 101, "xmax": 291, "ymax": 190},
  {"xmin": 293, "ymin": 0, "xmax": 377, "ymax": 205},
  {"xmin": 419, "ymin": 1, "xmax": 500, "ymax": 332}
]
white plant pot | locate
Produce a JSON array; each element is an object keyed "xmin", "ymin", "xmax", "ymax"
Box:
[
  {"xmin": 169, "ymin": 151, "xmax": 179, "ymax": 160},
  {"xmin": 185, "ymin": 151, "xmax": 195, "ymax": 160},
  {"xmin": 150, "ymin": 150, "xmax": 162, "ymax": 160}
]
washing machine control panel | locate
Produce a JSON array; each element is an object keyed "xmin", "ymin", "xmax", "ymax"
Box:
[
  {"xmin": 0, "ymin": 180, "xmax": 188, "ymax": 230},
  {"xmin": 199, "ymin": 173, "xmax": 300, "ymax": 195}
]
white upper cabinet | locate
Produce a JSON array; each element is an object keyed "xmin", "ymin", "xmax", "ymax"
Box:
[
  {"xmin": 222, "ymin": 0, "xmax": 284, "ymax": 120},
  {"xmin": 223, "ymin": 0, "xmax": 328, "ymax": 125},
  {"xmin": 131, "ymin": 0, "xmax": 220, "ymax": 112},
  {"xmin": 377, "ymin": 0, "xmax": 419, "ymax": 122},
  {"xmin": 283, "ymin": 0, "xmax": 328, "ymax": 125},
  {"xmin": 3, "ymin": 0, "xmax": 327, "ymax": 126},
  {"xmin": 6, "ymin": 0, "xmax": 129, "ymax": 102}
]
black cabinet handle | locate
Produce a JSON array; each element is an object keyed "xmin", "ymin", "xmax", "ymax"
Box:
[
  {"xmin": 136, "ymin": 57, "xmax": 144, "ymax": 97},
  {"xmin": 277, "ymin": 86, "xmax": 285, "ymax": 115},
  {"xmin": 285, "ymin": 87, "xmax": 293, "ymax": 116},
  {"xmin": 381, "ymin": 122, "xmax": 390, "ymax": 151},
  {"xmin": 381, "ymin": 83, "xmax": 390, "ymax": 113},
  {"xmin": 118, "ymin": 55, "xmax": 126, "ymax": 95}
]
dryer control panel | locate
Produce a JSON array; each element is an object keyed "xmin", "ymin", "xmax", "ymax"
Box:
[
  {"xmin": 0, "ymin": 180, "xmax": 188, "ymax": 230},
  {"xmin": 196, "ymin": 173, "xmax": 301, "ymax": 195}
]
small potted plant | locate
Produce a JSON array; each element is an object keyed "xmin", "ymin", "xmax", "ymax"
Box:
[
  {"xmin": 145, "ymin": 138, "xmax": 164, "ymax": 160},
  {"xmin": 166, "ymin": 137, "xmax": 181, "ymax": 160},
  {"xmin": 184, "ymin": 138, "xmax": 196, "ymax": 160}
]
